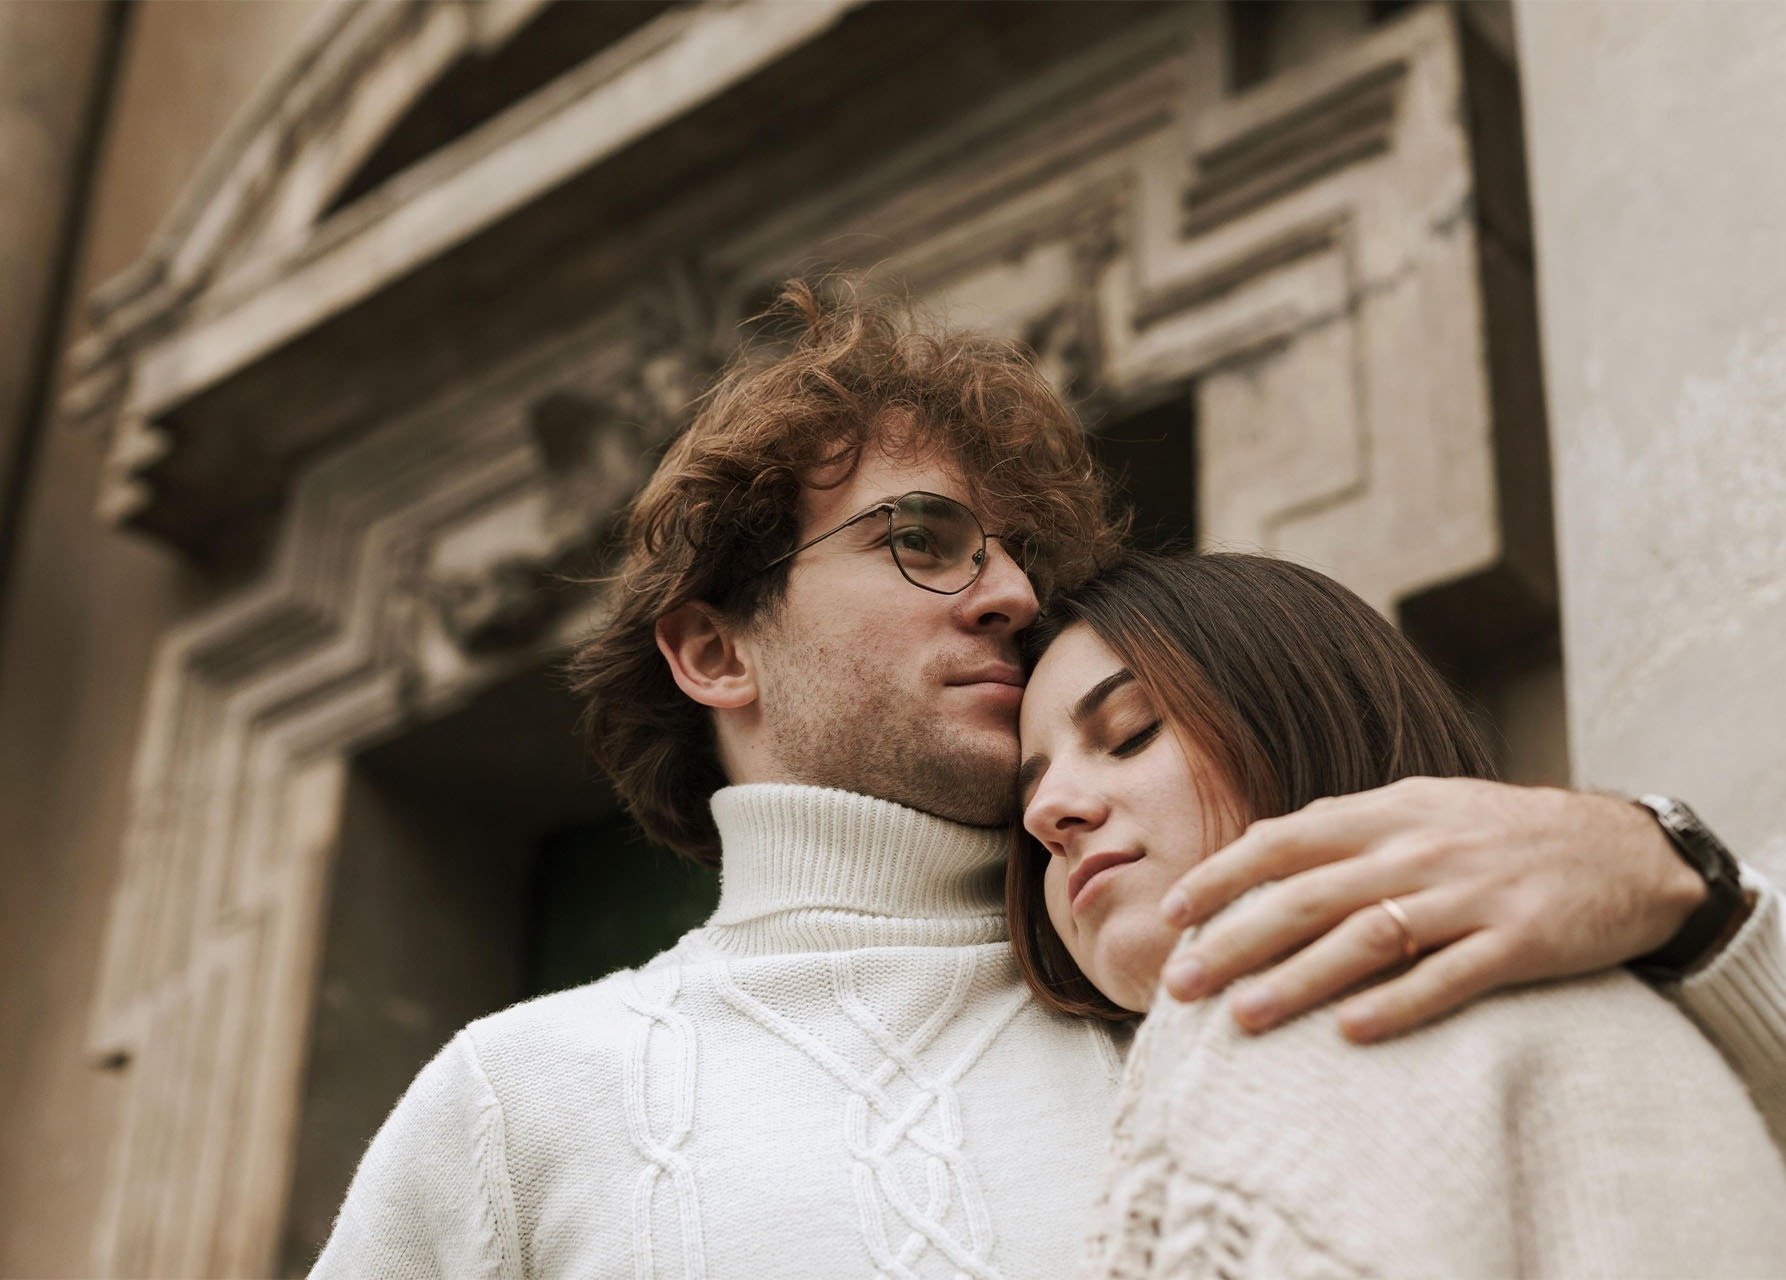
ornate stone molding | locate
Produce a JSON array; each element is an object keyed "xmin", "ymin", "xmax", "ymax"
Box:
[
  {"xmin": 61, "ymin": 0, "xmax": 865, "ymax": 559},
  {"xmin": 1182, "ymin": 57, "xmax": 1405, "ymax": 236}
]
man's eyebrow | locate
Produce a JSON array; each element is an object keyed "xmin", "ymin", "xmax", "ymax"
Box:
[{"xmin": 1071, "ymin": 669, "xmax": 1134, "ymax": 726}]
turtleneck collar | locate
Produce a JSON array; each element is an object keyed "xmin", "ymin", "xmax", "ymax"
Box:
[{"xmin": 697, "ymin": 784, "xmax": 1011, "ymax": 955}]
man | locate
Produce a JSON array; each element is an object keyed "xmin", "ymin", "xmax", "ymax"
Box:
[{"xmin": 314, "ymin": 283, "xmax": 1786, "ymax": 1277}]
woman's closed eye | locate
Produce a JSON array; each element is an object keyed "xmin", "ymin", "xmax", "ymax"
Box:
[{"xmin": 1111, "ymin": 721, "xmax": 1161, "ymax": 758}]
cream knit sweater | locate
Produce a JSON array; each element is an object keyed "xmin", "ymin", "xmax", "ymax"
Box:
[
  {"xmin": 1077, "ymin": 882, "xmax": 1786, "ymax": 1279},
  {"xmin": 311, "ymin": 785, "xmax": 1126, "ymax": 1279},
  {"xmin": 313, "ymin": 781, "xmax": 1786, "ymax": 1279}
]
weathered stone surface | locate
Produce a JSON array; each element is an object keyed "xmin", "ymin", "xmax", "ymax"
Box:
[
  {"xmin": 1517, "ymin": 0, "xmax": 1786, "ymax": 880},
  {"xmin": 0, "ymin": 1, "xmax": 109, "ymax": 581},
  {"xmin": 0, "ymin": 6, "xmax": 334, "ymax": 1277}
]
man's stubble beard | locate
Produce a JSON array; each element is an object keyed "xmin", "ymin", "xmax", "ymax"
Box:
[{"xmin": 755, "ymin": 632, "xmax": 1018, "ymax": 828}]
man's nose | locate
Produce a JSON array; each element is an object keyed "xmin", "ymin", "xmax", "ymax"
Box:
[{"xmin": 961, "ymin": 537, "xmax": 1038, "ymax": 632}]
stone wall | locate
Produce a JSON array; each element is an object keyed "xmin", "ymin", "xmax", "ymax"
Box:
[
  {"xmin": 1517, "ymin": 1, "xmax": 1786, "ymax": 880},
  {"xmin": 0, "ymin": 5, "xmax": 333, "ymax": 1275},
  {"xmin": 0, "ymin": 0, "xmax": 111, "ymax": 600}
]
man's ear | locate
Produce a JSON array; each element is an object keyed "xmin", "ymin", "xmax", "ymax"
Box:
[{"xmin": 655, "ymin": 602, "xmax": 758, "ymax": 710}]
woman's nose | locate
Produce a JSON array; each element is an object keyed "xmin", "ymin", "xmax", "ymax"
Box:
[{"xmin": 1022, "ymin": 770, "xmax": 1108, "ymax": 855}]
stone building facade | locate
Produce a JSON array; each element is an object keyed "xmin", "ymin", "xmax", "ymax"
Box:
[{"xmin": 0, "ymin": 2, "xmax": 1779, "ymax": 1275}]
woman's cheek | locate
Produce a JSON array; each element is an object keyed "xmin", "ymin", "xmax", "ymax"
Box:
[{"xmin": 1042, "ymin": 859, "xmax": 1076, "ymax": 948}]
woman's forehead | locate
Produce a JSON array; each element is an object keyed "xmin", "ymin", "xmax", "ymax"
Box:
[{"xmin": 1021, "ymin": 626, "xmax": 1123, "ymax": 732}]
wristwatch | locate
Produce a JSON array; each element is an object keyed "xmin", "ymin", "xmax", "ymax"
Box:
[{"xmin": 1626, "ymin": 795, "xmax": 1748, "ymax": 984}]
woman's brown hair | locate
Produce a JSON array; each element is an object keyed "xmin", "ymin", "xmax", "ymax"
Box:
[
  {"xmin": 569, "ymin": 279, "xmax": 1122, "ymax": 866},
  {"xmin": 1006, "ymin": 550, "xmax": 1499, "ymax": 1021}
]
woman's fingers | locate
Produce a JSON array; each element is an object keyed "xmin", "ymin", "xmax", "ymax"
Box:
[
  {"xmin": 1160, "ymin": 794, "xmax": 1401, "ymax": 928},
  {"xmin": 1161, "ymin": 851, "xmax": 1431, "ymax": 1001},
  {"xmin": 1221, "ymin": 891, "xmax": 1473, "ymax": 1032},
  {"xmin": 1333, "ymin": 930, "xmax": 1525, "ymax": 1043}
]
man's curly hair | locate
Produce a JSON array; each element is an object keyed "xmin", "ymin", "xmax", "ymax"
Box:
[{"xmin": 568, "ymin": 279, "xmax": 1124, "ymax": 865}]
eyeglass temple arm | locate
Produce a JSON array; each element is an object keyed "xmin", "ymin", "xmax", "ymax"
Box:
[{"xmin": 757, "ymin": 502, "xmax": 894, "ymax": 575}]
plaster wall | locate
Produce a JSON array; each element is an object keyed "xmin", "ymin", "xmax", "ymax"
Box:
[
  {"xmin": 0, "ymin": 4, "xmax": 335, "ymax": 1274},
  {"xmin": 1516, "ymin": 1, "xmax": 1786, "ymax": 880},
  {"xmin": 0, "ymin": 0, "xmax": 110, "ymax": 598}
]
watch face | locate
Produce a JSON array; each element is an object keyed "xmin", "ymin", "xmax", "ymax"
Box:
[{"xmin": 1639, "ymin": 796, "xmax": 1740, "ymax": 886}]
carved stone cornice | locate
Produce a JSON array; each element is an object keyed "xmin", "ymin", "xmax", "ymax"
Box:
[
  {"xmin": 61, "ymin": 0, "xmax": 865, "ymax": 563},
  {"xmin": 1183, "ymin": 59, "xmax": 1406, "ymax": 236}
]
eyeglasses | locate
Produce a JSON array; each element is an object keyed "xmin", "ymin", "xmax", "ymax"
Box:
[{"xmin": 756, "ymin": 490, "xmax": 1035, "ymax": 595}]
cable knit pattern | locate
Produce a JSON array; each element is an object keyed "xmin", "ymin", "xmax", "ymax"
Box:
[
  {"xmin": 311, "ymin": 785, "xmax": 1122, "ymax": 1279},
  {"xmin": 1079, "ymin": 956, "xmax": 1786, "ymax": 1279},
  {"xmin": 615, "ymin": 968, "xmax": 704, "ymax": 1280}
]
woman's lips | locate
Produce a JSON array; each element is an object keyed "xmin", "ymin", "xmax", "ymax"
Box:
[{"xmin": 1068, "ymin": 850, "xmax": 1145, "ymax": 909}]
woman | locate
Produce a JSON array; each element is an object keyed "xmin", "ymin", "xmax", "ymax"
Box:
[{"xmin": 1009, "ymin": 551, "xmax": 1786, "ymax": 1278}]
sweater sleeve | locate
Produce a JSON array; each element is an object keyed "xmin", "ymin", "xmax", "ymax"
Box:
[
  {"xmin": 309, "ymin": 1031, "xmax": 524, "ymax": 1280},
  {"xmin": 1667, "ymin": 867, "xmax": 1786, "ymax": 1152}
]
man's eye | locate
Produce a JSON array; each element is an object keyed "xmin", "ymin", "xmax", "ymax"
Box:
[
  {"xmin": 893, "ymin": 526, "xmax": 942, "ymax": 557},
  {"xmin": 1112, "ymin": 722, "xmax": 1161, "ymax": 758}
]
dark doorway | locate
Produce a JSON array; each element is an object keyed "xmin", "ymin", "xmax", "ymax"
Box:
[{"xmin": 527, "ymin": 815, "xmax": 719, "ymax": 998}]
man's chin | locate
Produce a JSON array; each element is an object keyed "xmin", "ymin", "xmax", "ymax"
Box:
[
  {"xmin": 914, "ymin": 741, "xmax": 1021, "ymax": 827},
  {"xmin": 776, "ymin": 716, "xmax": 1018, "ymax": 827}
]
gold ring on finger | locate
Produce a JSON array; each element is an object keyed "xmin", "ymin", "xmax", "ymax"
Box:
[{"xmin": 1376, "ymin": 897, "xmax": 1420, "ymax": 961}]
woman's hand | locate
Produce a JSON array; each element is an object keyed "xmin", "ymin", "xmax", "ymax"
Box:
[{"xmin": 1156, "ymin": 777, "xmax": 1716, "ymax": 1041}]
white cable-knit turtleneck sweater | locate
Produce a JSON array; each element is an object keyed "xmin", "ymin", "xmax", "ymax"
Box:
[
  {"xmin": 313, "ymin": 783, "xmax": 1786, "ymax": 1279},
  {"xmin": 311, "ymin": 785, "xmax": 1126, "ymax": 1279}
]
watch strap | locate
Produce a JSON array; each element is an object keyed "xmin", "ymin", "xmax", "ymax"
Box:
[{"xmin": 1626, "ymin": 795, "xmax": 1747, "ymax": 984}]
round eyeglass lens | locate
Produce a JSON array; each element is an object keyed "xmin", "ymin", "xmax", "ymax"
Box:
[{"xmin": 889, "ymin": 493, "xmax": 985, "ymax": 591}]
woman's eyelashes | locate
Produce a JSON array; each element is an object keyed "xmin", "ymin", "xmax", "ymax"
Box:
[{"xmin": 1110, "ymin": 720, "xmax": 1162, "ymax": 758}]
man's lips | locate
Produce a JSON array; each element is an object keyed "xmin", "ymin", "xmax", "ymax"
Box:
[
  {"xmin": 946, "ymin": 663, "xmax": 1025, "ymax": 689},
  {"xmin": 1068, "ymin": 850, "xmax": 1145, "ymax": 908}
]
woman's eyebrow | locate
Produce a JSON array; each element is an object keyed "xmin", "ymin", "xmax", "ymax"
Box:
[
  {"xmin": 1071, "ymin": 669, "xmax": 1135, "ymax": 726},
  {"xmin": 1019, "ymin": 669, "xmax": 1135, "ymax": 804}
]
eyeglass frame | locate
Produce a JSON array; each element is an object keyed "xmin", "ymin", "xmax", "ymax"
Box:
[{"xmin": 751, "ymin": 489, "xmax": 1034, "ymax": 596}]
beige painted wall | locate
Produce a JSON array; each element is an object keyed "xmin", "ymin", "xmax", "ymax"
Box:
[
  {"xmin": 0, "ymin": 4, "xmax": 335, "ymax": 1274},
  {"xmin": 1516, "ymin": 0, "xmax": 1786, "ymax": 881}
]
